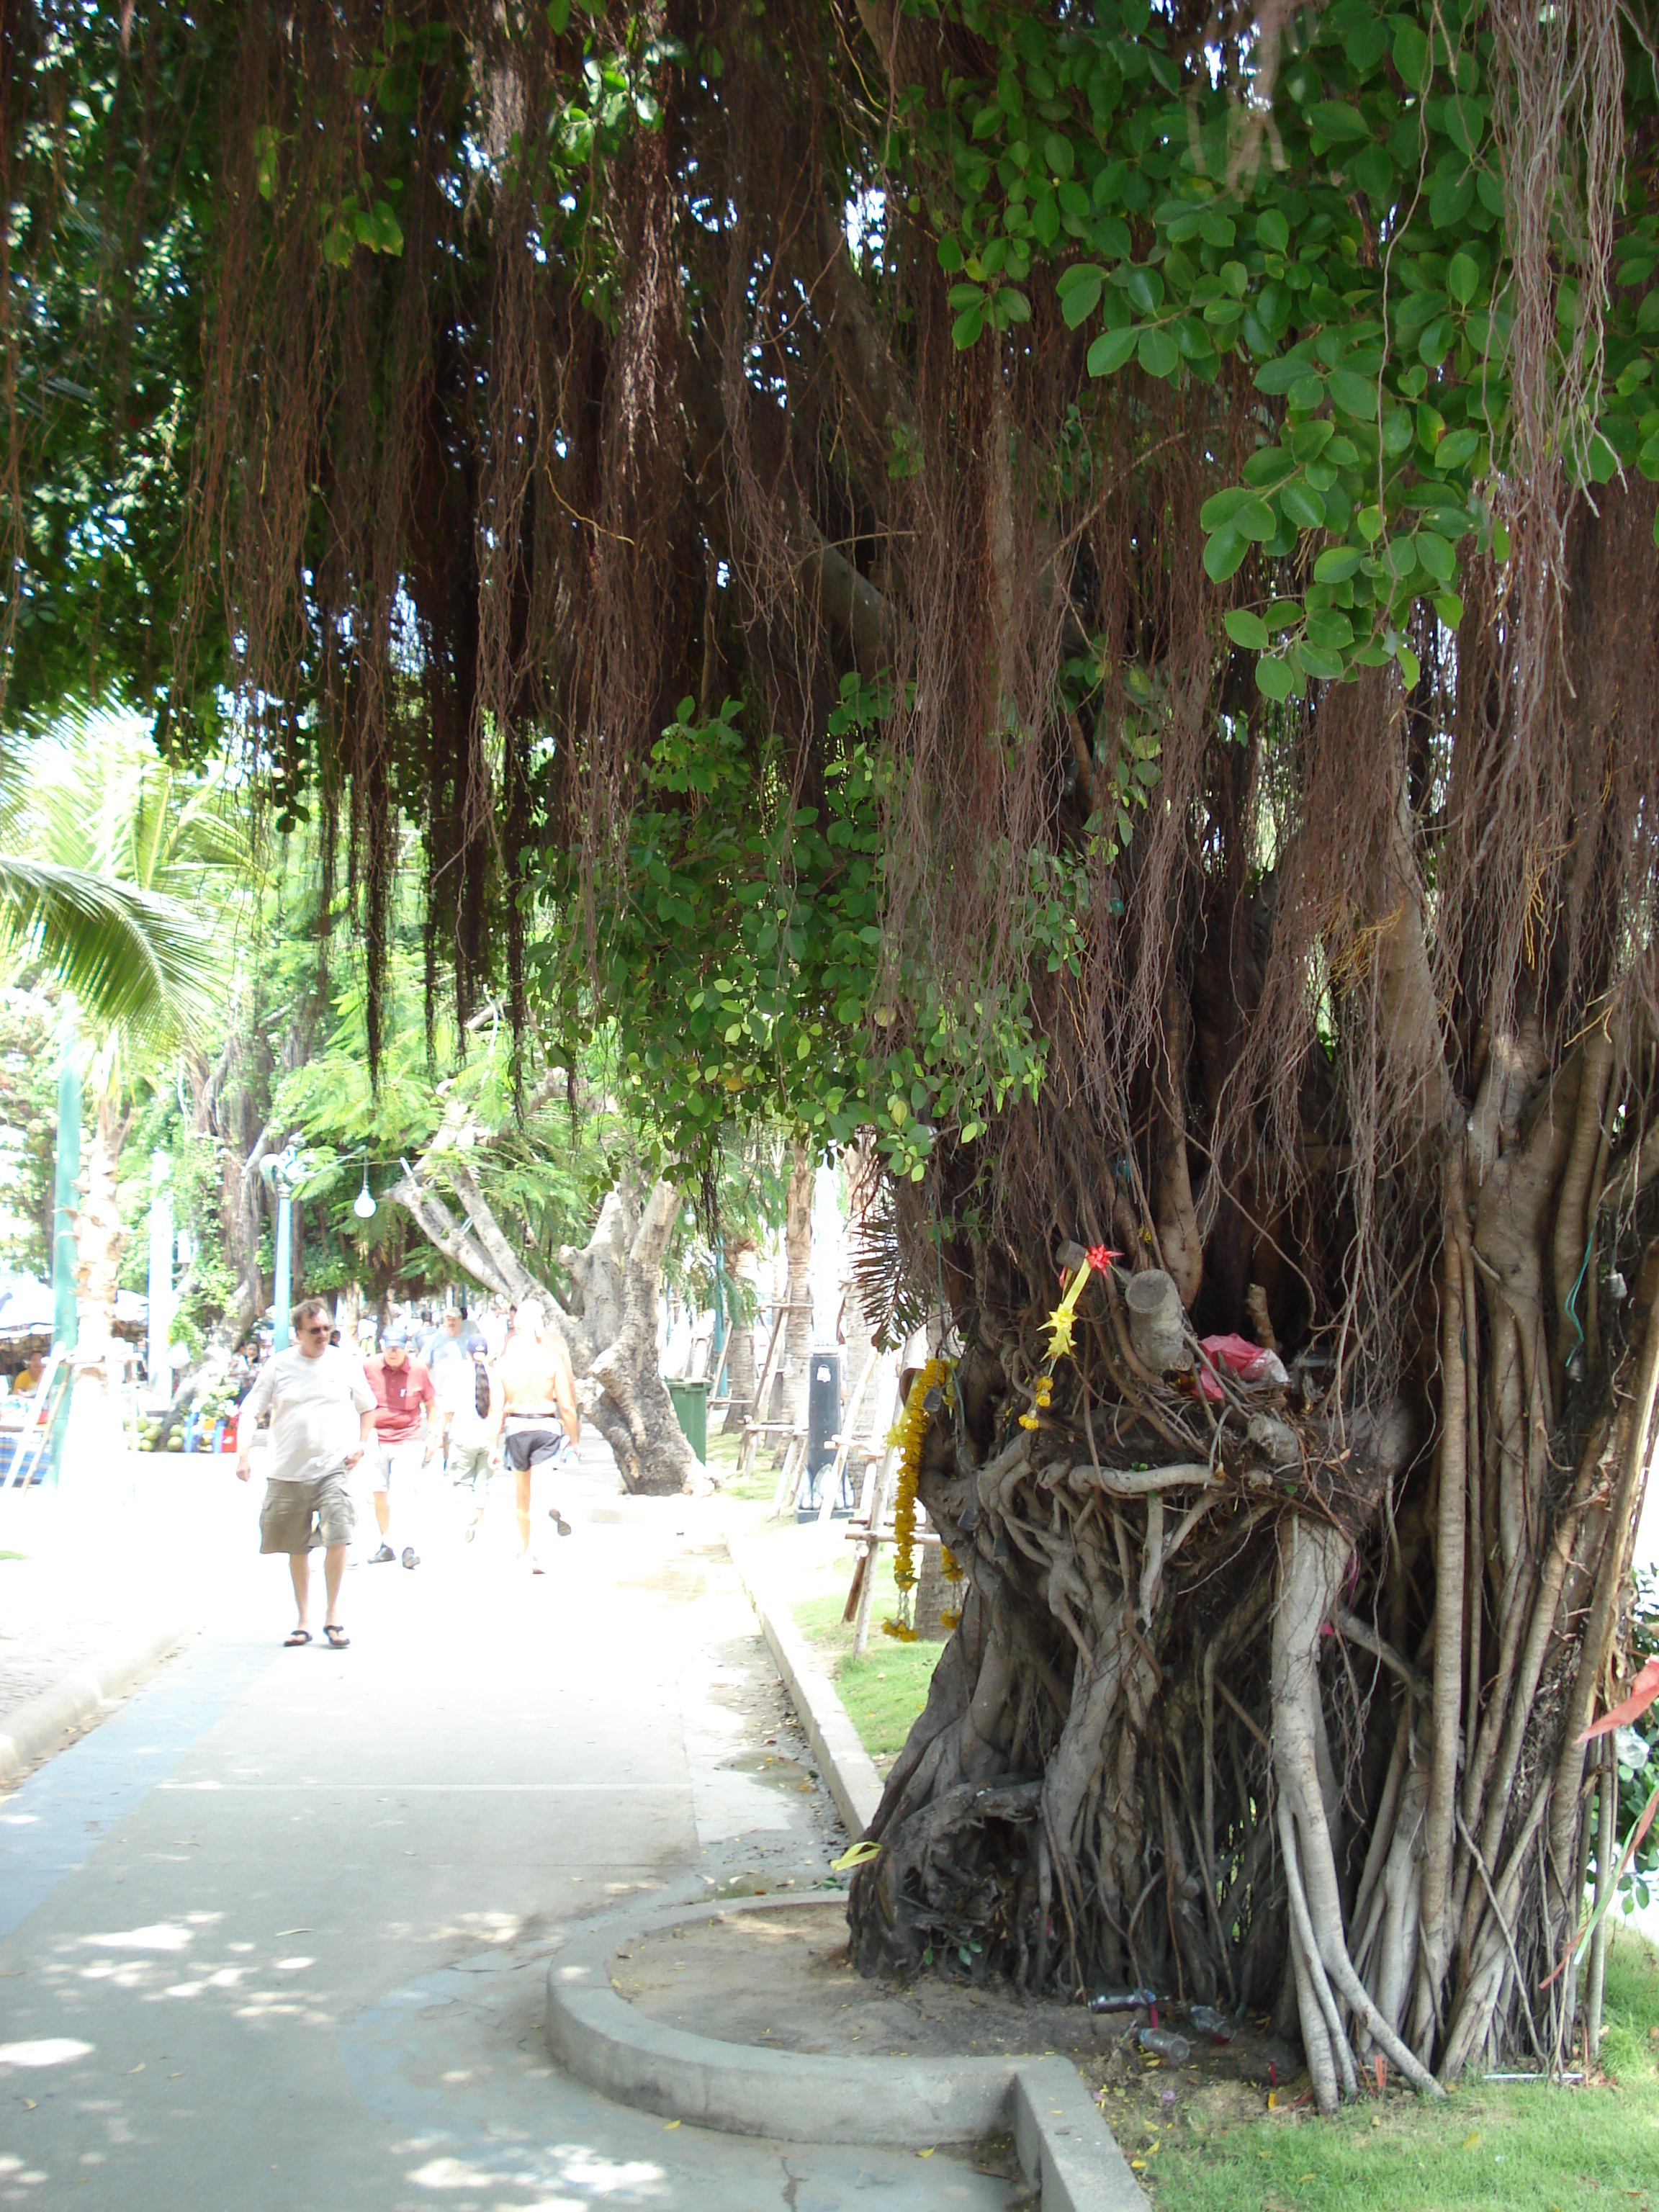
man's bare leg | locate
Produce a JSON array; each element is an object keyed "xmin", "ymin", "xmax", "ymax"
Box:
[
  {"xmin": 515, "ymin": 1465, "xmax": 544, "ymax": 1569},
  {"xmin": 288, "ymin": 1550, "xmax": 311, "ymax": 1631},
  {"xmin": 323, "ymin": 1542, "xmax": 347, "ymax": 1627},
  {"xmin": 373, "ymin": 1489, "xmax": 391, "ymax": 1539}
]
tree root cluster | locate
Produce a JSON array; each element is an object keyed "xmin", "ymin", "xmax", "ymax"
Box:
[{"xmin": 848, "ymin": 1172, "xmax": 1659, "ymax": 2105}]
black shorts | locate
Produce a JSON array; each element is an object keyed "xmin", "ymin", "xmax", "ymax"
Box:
[{"xmin": 502, "ymin": 1426, "xmax": 571, "ymax": 1473}]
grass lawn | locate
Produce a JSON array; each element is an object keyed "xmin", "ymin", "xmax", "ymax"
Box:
[
  {"xmin": 1128, "ymin": 1928, "xmax": 1659, "ymax": 2212},
  {"xmin": 706, "ymin": 1424, "xmax": 778, "ymax": 1501},
  {"xmin": 793, "ymin": 1551, "xmax": 943, "ymax": 1770}
]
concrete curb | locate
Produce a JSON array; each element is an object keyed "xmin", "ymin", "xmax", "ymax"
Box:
[
  {"xmin": 545, "ymin": 1892, "xmax": 1148, "ymax": 2211},
  {"xmin": 0, "ymin": 1617, "xmax": 200, "ymax": 1787},
  {"xmin": 726, "ymin": 1539, "xmax": 884, "ymax": 1838}
]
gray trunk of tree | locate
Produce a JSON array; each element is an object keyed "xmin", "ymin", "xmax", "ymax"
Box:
[
  {"xmin": 776, "ymin": 1140, "xmax": 814, "ymax": 1437},
  {"xmin": 721, "ymin": 1234, "xmax": 759, "ymax": 1432},
  {"xmin": 390, "ymin": 1165, "xmax": 701, "ymax": 1494}
]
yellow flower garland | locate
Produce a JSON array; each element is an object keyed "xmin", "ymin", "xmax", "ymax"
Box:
[{"xmin": 883, "ymin": 1354, "xmax": 952, "ymax": 1644}]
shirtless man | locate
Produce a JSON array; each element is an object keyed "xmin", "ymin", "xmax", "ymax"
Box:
[{"xmin": 487, "ymin": 1299, "xmax": 580, "ymax": 1567}]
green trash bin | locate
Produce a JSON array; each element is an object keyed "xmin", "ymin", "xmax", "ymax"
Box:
[{"xmin": 666, "ymin": 1377, "xmax": 708, "ymax": 1462}]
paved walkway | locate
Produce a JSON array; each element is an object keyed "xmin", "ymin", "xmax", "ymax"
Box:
[{"xmin": 0, "ymin": 1446, "xmax": 1013, "ymax": 2210}]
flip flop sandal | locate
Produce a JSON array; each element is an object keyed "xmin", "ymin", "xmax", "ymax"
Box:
[
  {"xmin": 548, "ymin": 1511, "xmax": 573, "ymax": 1536},
  {"xmin": 323, "ymin": 1624, "xmax": 351, "ymax": 1649},
  {"xmin": 284, "ymin": 1629, "xmax": 312, "ymax": 1647}
]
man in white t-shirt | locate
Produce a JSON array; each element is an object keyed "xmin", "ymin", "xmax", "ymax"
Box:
[{"xmin": 236, "ymin": 1295, "xmax": 377, "ymax": 1650}]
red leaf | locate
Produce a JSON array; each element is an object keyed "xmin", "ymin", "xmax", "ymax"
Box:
[{"xmin": 1580, "ymin": 1657, "xmax": 1659, "ymax": 1741}]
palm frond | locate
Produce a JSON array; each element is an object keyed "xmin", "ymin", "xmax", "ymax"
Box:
[{"xmin": 0, "ymin": 854, "xmax": 219, "ymax": 1040}]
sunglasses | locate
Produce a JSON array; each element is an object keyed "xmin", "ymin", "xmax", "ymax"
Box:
[{"xmin": 297, "ymin": 1323, "xmax": 328, "ymax": 1338}]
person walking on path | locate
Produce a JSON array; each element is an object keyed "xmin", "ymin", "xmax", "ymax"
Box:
[
  {"xmin": 436, "ymin": 1324, "xmax": 495, "ymax": 1541},
  {"xmin": 487, "ymin": 1298, "xmax": 580, "ymax": 1570},
  {"xmin": 426, "ymin": 1309, "xmax": 481, "ymax": 1465},
  {"xmin": 235, "ymin": 1295, "xmax": 375, "ymax": 1649},
  {"xmin": 363, "ymin": 1323, "xmax": 436, "ymax": 1570}
]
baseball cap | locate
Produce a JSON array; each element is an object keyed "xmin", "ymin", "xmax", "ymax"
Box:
[{"xmin": 382, "ymin": 1321, "xmax": 410, "ymax": 1347}]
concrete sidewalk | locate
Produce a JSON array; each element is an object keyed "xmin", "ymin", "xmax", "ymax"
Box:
[{"xmin": 0, "ymin": 1447, "xmax": 1017, "ymax": 2210}]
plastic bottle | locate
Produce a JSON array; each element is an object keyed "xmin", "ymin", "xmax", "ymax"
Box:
[
  {"xmin": 1088, "ymin": 1986, "xmax": 1158, "ymax": 2013},
  {"xmin": 1187, "ymin": 2003, "xmax": 1234, "ymax": 2044},
  {"xmin": 1137, "ymin": 2026, "xmax": 1192, "ymax": 2062}
]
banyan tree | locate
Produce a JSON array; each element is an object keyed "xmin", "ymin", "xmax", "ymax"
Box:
[{"xmin": 6, "ymin": 0, "xmax": 1658, "ymax": 2099}]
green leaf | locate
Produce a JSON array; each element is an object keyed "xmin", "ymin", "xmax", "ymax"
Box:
[
  {"xmin": 1447, "ymin": 251, "xmax": 1480, "ymax": 307},
  {"xmin": 1429, "ymin": 166, "xmax": 1475, "ymax": 230},
  {"xmin": 1434, "ymin": 591, "xmax": 1465, "ymax": 626},
  {"xmin": 997, "ymin": 286, "xmax": 1032, "ymax": 324},
  {"xmin": 1202, "ymin": 527, "xmax": 1247, "ymax": 583},
  {"xmin": 1242, "ymin": 446, "xmax": 1298, "ymax": 489},
  {"xmin": 948, "ymin": 282, "xmax": 985, "ymax": 312},
  {"xmin": 1416, "ymin": 531, "xmax": 1457, "ymax": 583},
  {"xmin": 1327, "ymin": 368, "xmax": 1376, "ymax": 421},
  {"xmin": 1254, "ymin": 354, "xmax": 1315, "ymax": 397},
  {"xmin": 1255, "ymin": 656, "xmax": 1295, "ymax": 702},
  {"xmin": 1233, "ymin": 496, "xmax": 1277, "ymax": 543},
  {"xmin": 1313, "ymin": 546, "xmax": 1363, "ymax": 583},
  {"xmin": 1043, "ymin": 132, "xmax": 1074, "ymax": 178},
  {"xmin": 1200, "ymin": 486, "xmax": 1255, "ymax": 530},
  {"xmin": 1138, "ymin": 326, "xmax": 1179, "ymax": 379},
  {"xmin": 1256, "ymin": 207, "xmax": 1290, "ymax": 254},
  {"xmin": 1434, "ymin": 428, "xmax": 1480, "ymax": 472},
  {"xmin": 1290, "ymin": 418, "xmax": 1336, "ymax": 463},
  {"xmin": 951, "ymin": 304, "xmax": 986, "ymax": 349},
  {"xmin": 1358, "ymin": 503, "xmax": 1385, "ymax": 544},
  {"xmin": 1279, "ymin": 481, "xmax": 1328, "ymax": 531},
  {"xmin": 1224, "ymin": 608, "xmax": 1271, "ymax": 650},
  {"xmin": 1125, "ymin": 265, "xmax": 1165, "ymax": 315},
  {"xmin": 1059, "ymin": 269, "xmax": 1103, "ymax": 327},
  {"xmin": 1391, "ymin": 17, "xmax": 1429, "ymax": 86},
  {"xmin": 0, "ymin": 860, "xmax": 219, "ymax": 1043},
  {"xmin": 1397, "ymin": 642, "xmax": 1422, "ymax": 689},
  {"xmin": 1309, "ymin": 101, "xmax": 1370, "ymax": 143},
  {"xmin": 1296, "ymin": 640, "xmax": 1346, "ymax": 682},
  {"xmin": 1087, "ymin": 326, "xmax": 1138, "ymax": 377}
]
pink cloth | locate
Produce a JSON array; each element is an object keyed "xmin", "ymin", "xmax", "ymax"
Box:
[{"xmin": 1195, "ymin": 1334, "xmax": 1283, "ymax": 1401}]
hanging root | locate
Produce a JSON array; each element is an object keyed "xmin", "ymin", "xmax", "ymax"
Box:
[{"xmin": 1272, "ymin": 1516, "xmax": 1445, "ymax": 2108}]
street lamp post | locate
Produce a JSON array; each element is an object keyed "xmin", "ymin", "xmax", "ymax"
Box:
[{"xmin": 260, "ymin": 1140, "xmax": 311, "ymax": 1351}]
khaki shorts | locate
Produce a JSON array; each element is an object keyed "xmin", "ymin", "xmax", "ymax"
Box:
[{"xmin": 259, "ymin": 1473, "xmax": 356, "ymax": 1555}]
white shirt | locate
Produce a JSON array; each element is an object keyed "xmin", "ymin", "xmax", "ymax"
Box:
[{"xmin": 240, "ymin": 1344, "xmax": 374, "ymax": 1483}]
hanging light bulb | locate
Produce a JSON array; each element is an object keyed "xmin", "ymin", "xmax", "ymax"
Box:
[{"xmin": 354, "ymin": 1162, "xmax": 377, "ymax": 1220}]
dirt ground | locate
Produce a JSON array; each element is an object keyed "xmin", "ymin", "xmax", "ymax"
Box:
[{"xmin": 613, "ymin": 1897, "xmax": 1306, "ymax": 2105}]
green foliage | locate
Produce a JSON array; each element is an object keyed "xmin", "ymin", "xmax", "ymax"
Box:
[
  {"xmin": 4, "ymin": 12, "xmax": 228, "ymax": 745},
  {"xmin": 550, "ymin": 677, "xmax": 1077, "ymax": 1179},
  {"xmin": 0, "ymin": 713, "xmax": 246, "ymax": 1053},
  {"xmin": 927, "ymin": 0, "xmax": 1653, "ymax": 696},
  {"xmin": 0, "ymin": 984, "xmax": 55, "ymax": 1278}
]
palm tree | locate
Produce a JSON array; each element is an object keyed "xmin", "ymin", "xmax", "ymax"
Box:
[{"xmin": 0, "ymin": 714, "xmax": 253, "ymax": 1350}]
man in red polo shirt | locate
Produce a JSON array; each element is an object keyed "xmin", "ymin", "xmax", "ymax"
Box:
[{"xmin": 362, "ymin": 1322, "xmax": 436, "ymax": 1569}]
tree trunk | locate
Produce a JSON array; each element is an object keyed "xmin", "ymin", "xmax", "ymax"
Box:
[
  {"xmin": 721, "ymin": 1233, "xmax": 759, "ymax": 1432},
  {"xmin": 73, "ymin": 1095, "xmax": 129, "ymax": 1359},
  {"xmin": 846, "ymin": 1058, "xmax": 1659, "ymax": 2100},
  {"xmin": 584, "ymin": 1181, "xmax": 701, "ymax": 1496},
  {"xmin": 776, "ymin": 1141, "xmax": 814, "ymax": 1435},
  {"xmin": 391, "ymin": 1166, "xmax": 701, "ymax": 1494}
]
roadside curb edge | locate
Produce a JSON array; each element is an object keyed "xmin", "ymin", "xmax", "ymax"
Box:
[
  {"xmin": 725, "ymin": 1537, "xmax": 885, "ymax": 1840},
  {"xmin": 544, "ymin": 1890, "xmax": 1150, "ymax": 2211},
  {"xmin": 0, "ymin": 1617, "xmax": 202, "ymax": 1787}
]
